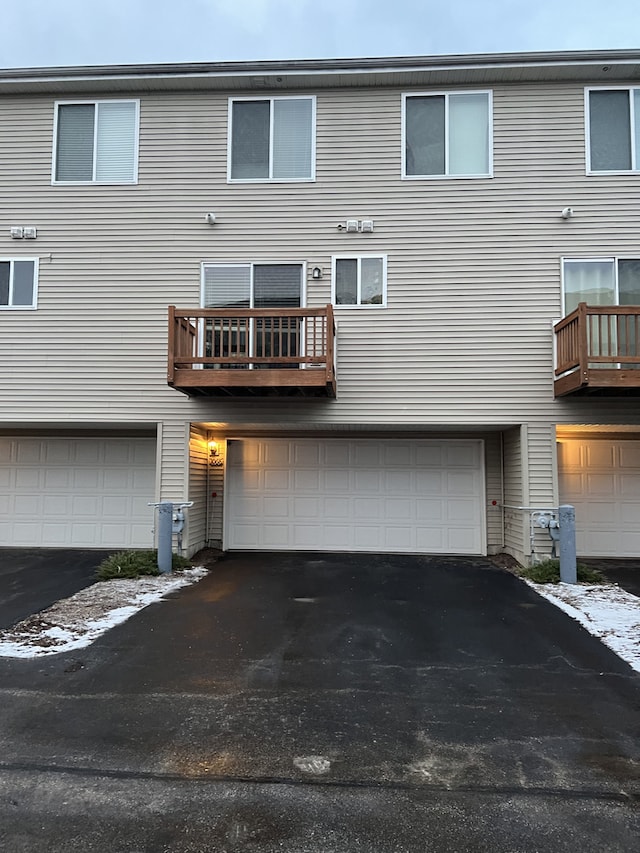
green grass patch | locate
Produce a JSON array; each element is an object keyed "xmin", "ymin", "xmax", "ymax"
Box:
[
  {"xmin": 519, "ymin": 558, "xmax": 604, "ymax": 585},
  {"xmin": 97, "ymin": 550, "xmax": 192, "ymax": 581}
]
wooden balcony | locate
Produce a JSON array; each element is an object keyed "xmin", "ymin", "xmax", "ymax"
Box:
[
  {"xmin": 554, "ymin": 303, "xmax": 640, "ymax": 396},
  {"xmin": 168, "ymin": 305, "xmax": 336, "ymax": 397}
]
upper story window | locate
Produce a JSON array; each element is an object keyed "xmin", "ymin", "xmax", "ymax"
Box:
[
  {"xmin": 403, "ymin": 91, "xmax": 492, "ymax": 179},
  {"xmin": 586, "ymin": 88, "xmax": 640, "ymax": 173},
  {"xmin": 228, "ymin": 96, "xmax": 315, "ymax": 182},
  {"xmin": 563, "ymin": 257, "xmax": 640, "ymax": 313},
  {"xmin": 53, "ymin": 100, "xmax": 139, "ymax": 184},
  {"xmin": 0, "ymin": 258, "xmax": 38, "ymax": 309},
  {"xmin": 332, "ymin": 255, "xmax": 387, "ymax": 307}
]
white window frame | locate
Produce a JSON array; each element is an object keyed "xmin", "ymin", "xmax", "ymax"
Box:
[
  {"xmin": 331, "ymin": 254, "xmax": 388, "ymax": 308},
  {"xmin": 0, "ymin": 257, "xmax": 39, "ymax": 310},
  {"xmin": 585, "ymin": 87, "xmax": 640, "ymax": 175},
  {"xmin": 52, "ymin": 99, "xmax": 140, "ymax": 185},
  {"xmin": 227, "ymin": 96, "xmax": 316, "ymax": 183},
  {"xmin": 401, "ymin": 90, "xmax": 493, "ymax": 180}
]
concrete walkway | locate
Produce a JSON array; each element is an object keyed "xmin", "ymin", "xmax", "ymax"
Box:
[{"xmin": 0, "ymin": 551, "xmax": 638, "ymax": 852}]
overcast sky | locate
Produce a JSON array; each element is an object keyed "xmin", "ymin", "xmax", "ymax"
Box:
[{"xmin": 2, "ymin": 0, "xmax": 640, "ymax": 69}]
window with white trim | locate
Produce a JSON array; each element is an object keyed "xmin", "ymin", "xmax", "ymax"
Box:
[
  {"xmin": 332, "ymin": 256, "xmax": 387, "ymax": 307},
  {"xmin": 53, "ymin": 100, "xmax": 139, "ymax": 183},
  {"xmin": 563, "ymin": 257, "xmax": 640, "ymax": 313},
  {"xmin": 228, "ymin": 96, "xmax": 315, "ymax": 181},
  {"xmin": 0, "ymin": 258, "xmax": 38, "ymax": 309},
  {"xmin": 403, "ymin": 91, "xmax": 492, "ymax": 178},
  {"xmin": 586, "ymin": 88, "xmax": 640, "ymax": 173}
]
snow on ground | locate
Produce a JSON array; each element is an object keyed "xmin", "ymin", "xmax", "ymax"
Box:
[
  {"xmin": 0, "ymin": 567, "xmax": 208, "ymax": 658},
  {"xmin": 526, "ymin": 580, "xmax": 640, "ymax": 673}
]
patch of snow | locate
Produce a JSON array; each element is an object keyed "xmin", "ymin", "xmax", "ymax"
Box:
[
  {"xmin": 0, "ymin": 567, "xmax": 208, "ymax": 659},
  {"xmin": 526, "ymin": 581, "xmax": 640, "ymax": 672}
]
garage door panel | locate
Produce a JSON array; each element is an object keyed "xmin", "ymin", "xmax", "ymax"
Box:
[
  {"xmin": 294, "ymin": 469, "xmax": 319, "ymax": 490},
  {"xmin": 446, "ymin": 444, "xmax": 478, "ymax": 467},
  {"xmin": 264, "ymin": 443, "xmax": 291, "ymax": 466},
  {"xmin": 41, "ymin": 523, "xmax": 67, "ymax": 545},
  {"xmin": 16, "ymin": 441, "xmax": 41, "ymax": 463},
  {"xmin": 354, "ymin": 444, "xmax": 380, "ymax": 466},
  {"xmin": 384, "ymin": 470, "xmax": 412, "ymax": 491},
  {"xmin": 16, "ymin": 469, "xmax": 40, "ymax": 488},
  {"xmin": 44, "ymin": 469, "xmax": 70, "ymax": 488},
  {"xmin": 447, "ymin": 528, "xmax": 478, "ymax": 551},
  {"xmin": 417, "ymin": 498, "xmax": 445, "ymax": 520},
  {"xmin": 264, "ymin": 469, "xmax": 289, "ymax": 489},
  {"xmin": 324, "ymin": 442, "xmax": 351, "ymax": 466},
  {"xmin": 586, "ymin": 473, "xmax": 615, "ymax": 495},
  {"xmin": 354, "ymin": 470, "xmax": 379, "ymax": 491},
  {"xmin": 293, "ymin": 497, "xmax": 320, "ymax": 518},
  {"xmin": 619, "ymin": 474, "xmax": 640, "ymax": 496},
  {"xmin": 1, "ymin": 437, "xmax": 155, "ymax": 548},
  {"xmin": 383, "ymin": 445, "xmax": 411, "ymax": 466},
  {"xmin": 446, "ymin": 498, "xmax": 479, "ymax": 523},
  {"xmin": 227, "ymin": 439, "xmax": 485, "ymax": 554},
  {"xmin": 585, "ymin": 444, "xmax": 615, "ymax": 467},
  {"xmin": 72, "ymin": 469, "xmax": 101, "ymax": 489},
  {"xmin": 446, "ymin": 471, "xmax": 478, "ymax": 494},
  {"xmin": 324, "ymin": 497, "xmax": 349, "ymax": 517},
  {"xmin": 385, "ymin": 526, "xmax": 414, "ymax": 550},
  {"xmin": 326, "ymin": 526, "xmax": 351, "ymax": 546},
  {"xmin": 103, "ymin": 496, "xmax": 128, "ymax": 517},
  {"xmin": 415, "ymin": 471, "xmax": 443, "ymax": 493},
  {"xmin": 416, "ymin": 527, "xmax": 445, "ymax": 551},
  {"xmin": 415, "ymin": 445, "xmax": 444, "ymax": 466},
  {"xmin": 294, "ymin": 443, "xmax": 321, "ymax": 465},
  {"xmin": 619, "ymin": 444, "xmax": 640, "ymax": 467},
  {"xmin": 323, "ymin": 470, "xmax": 350, "ymax": 491},
  {"xmin": 386, "ymin": 498, "xmax": 413, "ymax": 519}
]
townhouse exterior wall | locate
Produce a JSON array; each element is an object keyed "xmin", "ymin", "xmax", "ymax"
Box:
[{"xmin": 2, "ymin": 54, "xmax": 640, "ymax": 560}]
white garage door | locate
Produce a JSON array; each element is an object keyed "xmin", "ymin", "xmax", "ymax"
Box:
[
  {"xmin": 225, "ymin": 438, "xmax": 485, "ymax": 554},
  {"xmin": 558, "ymin": 438, "xmax": 640, "ymax": 557},
  {"xmin": 0, "ymin": 436, "xmax": 156, "ymax": 548}
]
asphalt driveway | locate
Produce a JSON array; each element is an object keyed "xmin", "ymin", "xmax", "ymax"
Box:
[
  {"xmin": 0, "ymin": 547, "xmax": 116, "ymax": 629},
  {"xmin": 0, "ymin": 551, "xmax": 638, "ymax": 852}
]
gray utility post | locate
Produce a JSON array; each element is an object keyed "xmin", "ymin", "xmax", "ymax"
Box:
[
  {"xmin": 558, "ymin": 504, "xmax": 577, "ymax": 584},
  {"xmin": 156, "ymin": 501, "xmax": 174, "ymax": 574}
]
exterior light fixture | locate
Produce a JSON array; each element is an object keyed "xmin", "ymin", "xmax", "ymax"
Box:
[
  {"xmin": 208, "ymin": 440, "xmax": 221, "ymax": 465},
  {"xmin": 312, "ymin": 267, "xmax": 322, "ymax": 280}
]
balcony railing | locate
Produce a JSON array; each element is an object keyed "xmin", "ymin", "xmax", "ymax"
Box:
[
  {"xmin": 554, "ymin": 303, "xmax": 640, "ymax": 396},
  {"xmin": 168, "ymin": 305, "xmax": 336, "ymax": 397}
]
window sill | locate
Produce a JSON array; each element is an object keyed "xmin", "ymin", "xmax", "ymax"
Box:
[{"xmin": 401, "ymin": 172, "xmax": 493, "ymax": 180}]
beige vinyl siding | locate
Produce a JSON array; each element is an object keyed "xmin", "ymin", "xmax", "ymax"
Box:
[
  {"xmin": 187, "ymin": 423, "xmax": 208, "ymax": 555},
  {"xmin": 2, "ymin": 85, "xmax": 640, "ymax": 429},
  {"xmin": 526, "ymin": 423, "xmax": 557, "ymax": 562},
  {"xmin": 502, "ymin": 426, "xmax": 527, "ymax": 563},
  {"xmin": 484, "ymin": 432, "xmax": 503, "ymax": 554},
  {"xmin": 158, "ymin": 420, "xmax": 189, "ymax": 500},
  {"xmin": 207, "ymin": 437, "xmax": 225, "ymax": 547}
]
